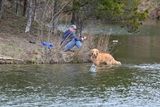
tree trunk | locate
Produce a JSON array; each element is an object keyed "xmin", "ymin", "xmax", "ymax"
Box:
[
  {"xmin": 71, "ymin": 0, "xmax": 83, "ymax": 35},
  {"xmin": 0, "ymin": 0, "xmax": 4, "ymax": 19},
  {"xmin": 50, "ymin": 0, "xmax": 71, "ymax": 34},
  {"xmin": 25, "ymin": 0, "xmax": 36, "ymax": 33},
  {"xmin": 15, "ymin": 0, "xmax": 21, "ymax": 15},
  {"xmin": 23, "ymin": 0, "xmax": 27, "ymax": 16}
]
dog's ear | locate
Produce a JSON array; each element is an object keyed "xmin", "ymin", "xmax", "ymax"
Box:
[{"xmin": 89, "ymin": 50, "xmax": 93, "ymax": 56}]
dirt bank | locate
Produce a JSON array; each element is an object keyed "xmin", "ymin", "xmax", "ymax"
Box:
[
  {"xmin": 0, "ymin": 9, "xmax": 118, "ymax": 64},
  {"xmin": 0, "ymin": 32, "xmax": 95, "ymax": 64}
]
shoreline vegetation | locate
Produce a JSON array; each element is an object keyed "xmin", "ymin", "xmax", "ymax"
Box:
[
  {"xmin": 0, "ymin": 10, "xmax": 89, "ymax": 64},
  {"xmin": 0, "ymin": 26, "xmax": 112, "ymax": 64},
  {"xmin": 0, "ymin": 10, "xmax": 111, "ymax": 64},
  {"xmin": 0, "ymin": 13, "xmax": 102, "ymax": 64},
  {"xmin": 0, "ymin": 0, "xmax": 159, "ymax": 64},
  {"xmin": 0, "ymin": 32, "xmax": 93, "ymax": 64}
]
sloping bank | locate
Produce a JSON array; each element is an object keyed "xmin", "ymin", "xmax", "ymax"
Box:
[{"xmin": 0, "ymin": 32, "xmax": 110, "ymax": 64}]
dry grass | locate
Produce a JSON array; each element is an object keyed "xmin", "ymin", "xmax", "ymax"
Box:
[{"xmin": 0, "ymin": 11, "xmax": 111, "ymax": 64}]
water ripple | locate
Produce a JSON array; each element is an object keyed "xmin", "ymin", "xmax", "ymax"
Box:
[{"xmin": 128, "ymin": 64, "xmax": 160, "ymax": 71}]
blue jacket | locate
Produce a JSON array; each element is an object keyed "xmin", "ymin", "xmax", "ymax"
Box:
[{"xmin": 61, "ymin": 30, "xmax": 78, "ymax": 45}]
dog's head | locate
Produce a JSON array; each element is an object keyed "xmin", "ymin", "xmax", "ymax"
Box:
[{"xmin": 90, "ymin": 48, "xmax": 99, "ymax": 59}]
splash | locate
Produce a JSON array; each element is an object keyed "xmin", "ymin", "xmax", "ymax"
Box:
[{"xmin": 89, "ymin": 64, "xmax": 97, "ymax": 72}]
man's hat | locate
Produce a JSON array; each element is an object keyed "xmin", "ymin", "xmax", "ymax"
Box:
[{"xmin": 70, "ymin": 25, "xmax": 77, "ymax": 30}]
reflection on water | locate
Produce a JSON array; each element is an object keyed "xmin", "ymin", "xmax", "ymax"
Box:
[
  {"xmin": 110, "ymin": 35, "xmax": 160, "ymax": 64},
  {"xmin": 0, "ymin": 64, "xmax": 159, "ymax": 107}
]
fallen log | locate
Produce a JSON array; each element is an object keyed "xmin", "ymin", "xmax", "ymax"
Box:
[{"xmin": 0, "ymin": 55, "xmax": 24, "ymax": 64}]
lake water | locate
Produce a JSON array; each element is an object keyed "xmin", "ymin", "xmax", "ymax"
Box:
[
  {"xmin": 0, "ymin": 21, "xmax": 160, "ymax": 107},
  {"xmin": 0, "ymin": 63, "xmax": 160, "ymax": 107},
  {"xmin": 110, "ymin": 21, "xmax": 160, "ymax": 64}
]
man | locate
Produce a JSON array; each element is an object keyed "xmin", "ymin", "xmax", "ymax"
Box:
[{"xmin": 61, "ymin": 25, "xmax": 86, "ymax": 52}]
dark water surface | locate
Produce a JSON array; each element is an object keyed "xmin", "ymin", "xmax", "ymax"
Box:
[
  {"xmin": 109, "ymin": 21, "xmax": 160, "ymax": 65},
  {"xmin": 0, "ymin": 63, "xmax": 160, "ymax": 107},
  {"xmin": 111, "ymin": 35, "xmax": 160, "ymax": 64}
]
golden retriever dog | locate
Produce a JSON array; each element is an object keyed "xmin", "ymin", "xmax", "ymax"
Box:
[{"xmin": 90, "ymin": 48, "xmax": 121, "ymax": 66}]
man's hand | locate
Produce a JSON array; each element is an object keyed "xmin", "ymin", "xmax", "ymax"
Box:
[{"xmin": 81, "ymin": 36, "xmax": 87, "ymax": 41}]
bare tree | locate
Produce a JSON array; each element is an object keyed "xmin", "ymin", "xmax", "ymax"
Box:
[
  {"xmin": 50, "ymin": 0, "xmax": 72, "ymax": 32},
  {"xmin": 0, "ymin": 0, "xmax": 4, "ymax": 19},
  {"xmin": 25, "ymin": 0, "xmax": 36, "ymax": 33},
  {"xmin": 15, "ymin": 0, "xmax": 19, "ymax": 15},
  {"xmin": 71, "ymin": 0, "xmax": 91, "ymax": 35}
]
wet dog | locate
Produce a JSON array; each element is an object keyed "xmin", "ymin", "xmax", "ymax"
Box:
[{"xmin": 90, "ymin": 48, "xmax": 121, "ymax": 66}]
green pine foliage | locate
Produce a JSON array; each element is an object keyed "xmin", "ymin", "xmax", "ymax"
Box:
[{"xmin": 72, "ymin": 0, "xmax": 148, "ymax": 32}]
